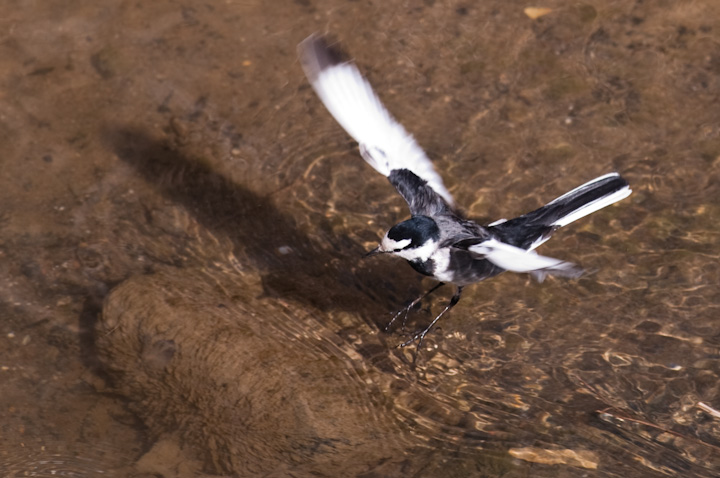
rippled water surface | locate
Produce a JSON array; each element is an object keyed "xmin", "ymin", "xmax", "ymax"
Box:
[{"xmin": 2, "ymin": 1, "xmax": 720, "ymax": 477}]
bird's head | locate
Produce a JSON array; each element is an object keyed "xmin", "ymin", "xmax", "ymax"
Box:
[{"xmin": 365, "ymin": 215, "xmax": 440, "ymax": 261}]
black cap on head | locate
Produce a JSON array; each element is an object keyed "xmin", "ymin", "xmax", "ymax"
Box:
[{"xmin": 387, "ymin": 216, "xmax": 440, "ymax": 247}]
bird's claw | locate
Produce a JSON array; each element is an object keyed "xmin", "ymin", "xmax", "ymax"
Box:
[
  {"xmin": 384, "ymin": 305, "xmax": 412, "ymax": 332},
  {"xmin": 398, "ymin": 331, "xmax": 425, "ymax": 349}
]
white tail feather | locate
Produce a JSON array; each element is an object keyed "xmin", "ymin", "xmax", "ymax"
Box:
[{"xmin": 552, "ymin": 186, "xmax": 632, "ymax": 227}]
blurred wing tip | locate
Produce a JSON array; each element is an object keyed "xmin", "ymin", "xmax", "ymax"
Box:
[
  {"xmin": 469, "ymin": 238, "xmax": 581, "ymax": 277},
  {"xmin": 298, "ymin": 33, "xmax": 350, "ymax": 81},
  {"xmin": 298, "ymin": 34, "xmax": 456, "ymax": 207}
]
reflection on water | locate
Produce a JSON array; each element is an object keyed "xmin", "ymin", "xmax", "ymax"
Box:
[{"xmin": 1, "ymin": 0, "xmax": 720, "ymax": 477}]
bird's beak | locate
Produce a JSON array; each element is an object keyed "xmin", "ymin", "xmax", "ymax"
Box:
[{"xmin": 363, "ymin": 246, "xmax": 383, "ymax": 259}]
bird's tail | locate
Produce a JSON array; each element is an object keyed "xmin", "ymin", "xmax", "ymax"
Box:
[{"xmin": 489, "ymin": 172, "xmax": 631, "ymax": 250}]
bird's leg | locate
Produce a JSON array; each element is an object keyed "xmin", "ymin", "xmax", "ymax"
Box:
[
  {"xmin": 400, "ymin": 286, "xmax": 464, "ymax": 353},
  {"xmin": 385, "ymin": 282, "xmax": 445, "ymax": 332}
]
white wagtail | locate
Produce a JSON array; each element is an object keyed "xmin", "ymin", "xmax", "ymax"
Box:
[{"xmin": 298, "ymin": 34, "xmax": 632, "ymax": 351}]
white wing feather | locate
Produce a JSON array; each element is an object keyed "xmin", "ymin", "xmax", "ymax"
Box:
[
  {"xmin": 469, "ymin": 238, "xmax": 583, "ymax": 279},
  {"xmin": 299, "ymin": 36, "xmax": 454, "ymax": 206}
]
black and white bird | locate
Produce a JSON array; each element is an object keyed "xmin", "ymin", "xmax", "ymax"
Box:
[{"xmin": 298, "ymin": 34, "xmax": 632, "ymax": 350}]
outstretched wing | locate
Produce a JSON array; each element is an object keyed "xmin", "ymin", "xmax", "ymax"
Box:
[
  {"xmin": 298, "ymin": 34, "xmax": 455, "ymax": 214},
  {"xmin": 468, "ymin": 238, "xmax": 583, "ymax": 282}
]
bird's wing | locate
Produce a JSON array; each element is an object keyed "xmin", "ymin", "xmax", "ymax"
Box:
[
  {"xmin": 386, "ymin": 168, "xmax": 452, "ymax": 217},
  {"xmin": 298, "ymin": 34, "xmax": 455, "ymax": 215},
  {"xmin": 467, "ymin": 238, "xmax": 583, "ymax": 282}
]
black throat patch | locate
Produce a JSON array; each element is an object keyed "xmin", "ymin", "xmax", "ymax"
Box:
[{"xmin": 408, "ymin": 257, "xmax": 435, "ymax": 277}]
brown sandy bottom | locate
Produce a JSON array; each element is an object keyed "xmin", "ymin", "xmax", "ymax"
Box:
[{"xmin": 1, "ymin": 0, "xmax": 720, "ymax": 477}]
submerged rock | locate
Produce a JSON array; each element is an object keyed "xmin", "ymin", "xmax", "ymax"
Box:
[{"xmin": 97, "ymin": 266, "xmax": 404, "ymax": 476}]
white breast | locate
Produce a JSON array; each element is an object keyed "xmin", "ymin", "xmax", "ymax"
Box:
[{"xmin": 430, "ymin": 248, "xmax": 454, "ymax": 282}]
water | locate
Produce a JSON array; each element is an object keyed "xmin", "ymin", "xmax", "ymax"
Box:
[{"xmin": 1, "ymin": 0, "xmax": 719, "ymax": 476}]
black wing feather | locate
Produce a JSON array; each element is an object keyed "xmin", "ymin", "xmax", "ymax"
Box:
[{"xmin": 388, "ymin": 169, "xmax": 452, "ymax": 217}]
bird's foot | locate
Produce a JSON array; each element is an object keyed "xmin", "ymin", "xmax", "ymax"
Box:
[
  {"xmin": 384, "ymin": 304, "xmax": 414, "ymax": 333},
  {"xmin": 397, "ymin": 325, "xmax": 434, "ymax": 365},
  {"xmin": 396, "ymin": 286, "xmax": 464, "ymax": 363},
  {"xmin": 384, "ymin": 282, "xmax": 446, "ymax": 334},
  {"xmin": 398, "ymin": 327, "xmax": 430, "ymax": 349}
]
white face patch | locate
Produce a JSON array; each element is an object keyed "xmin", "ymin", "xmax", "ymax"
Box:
[
  {"xmin": 380, "ymin": 237, "xmax": 411, "ymax": 252},
  {"xmin": 389, "ymin": 238, "xmax": 438, "ymax": 262}
]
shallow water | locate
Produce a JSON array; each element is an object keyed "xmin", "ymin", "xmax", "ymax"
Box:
[{"xmin": 1, "ymin": 1, "xmax": 720, "ymax": 477}]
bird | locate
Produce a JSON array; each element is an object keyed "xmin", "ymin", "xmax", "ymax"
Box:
[{"xmin": 297, "ymin": 34, "xmax": 632, "ymax": 352}]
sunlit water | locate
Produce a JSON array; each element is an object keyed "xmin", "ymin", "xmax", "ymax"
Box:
[{"xmin": 1, "ymin": 1, "xmax": 719, "ymax": 477}]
